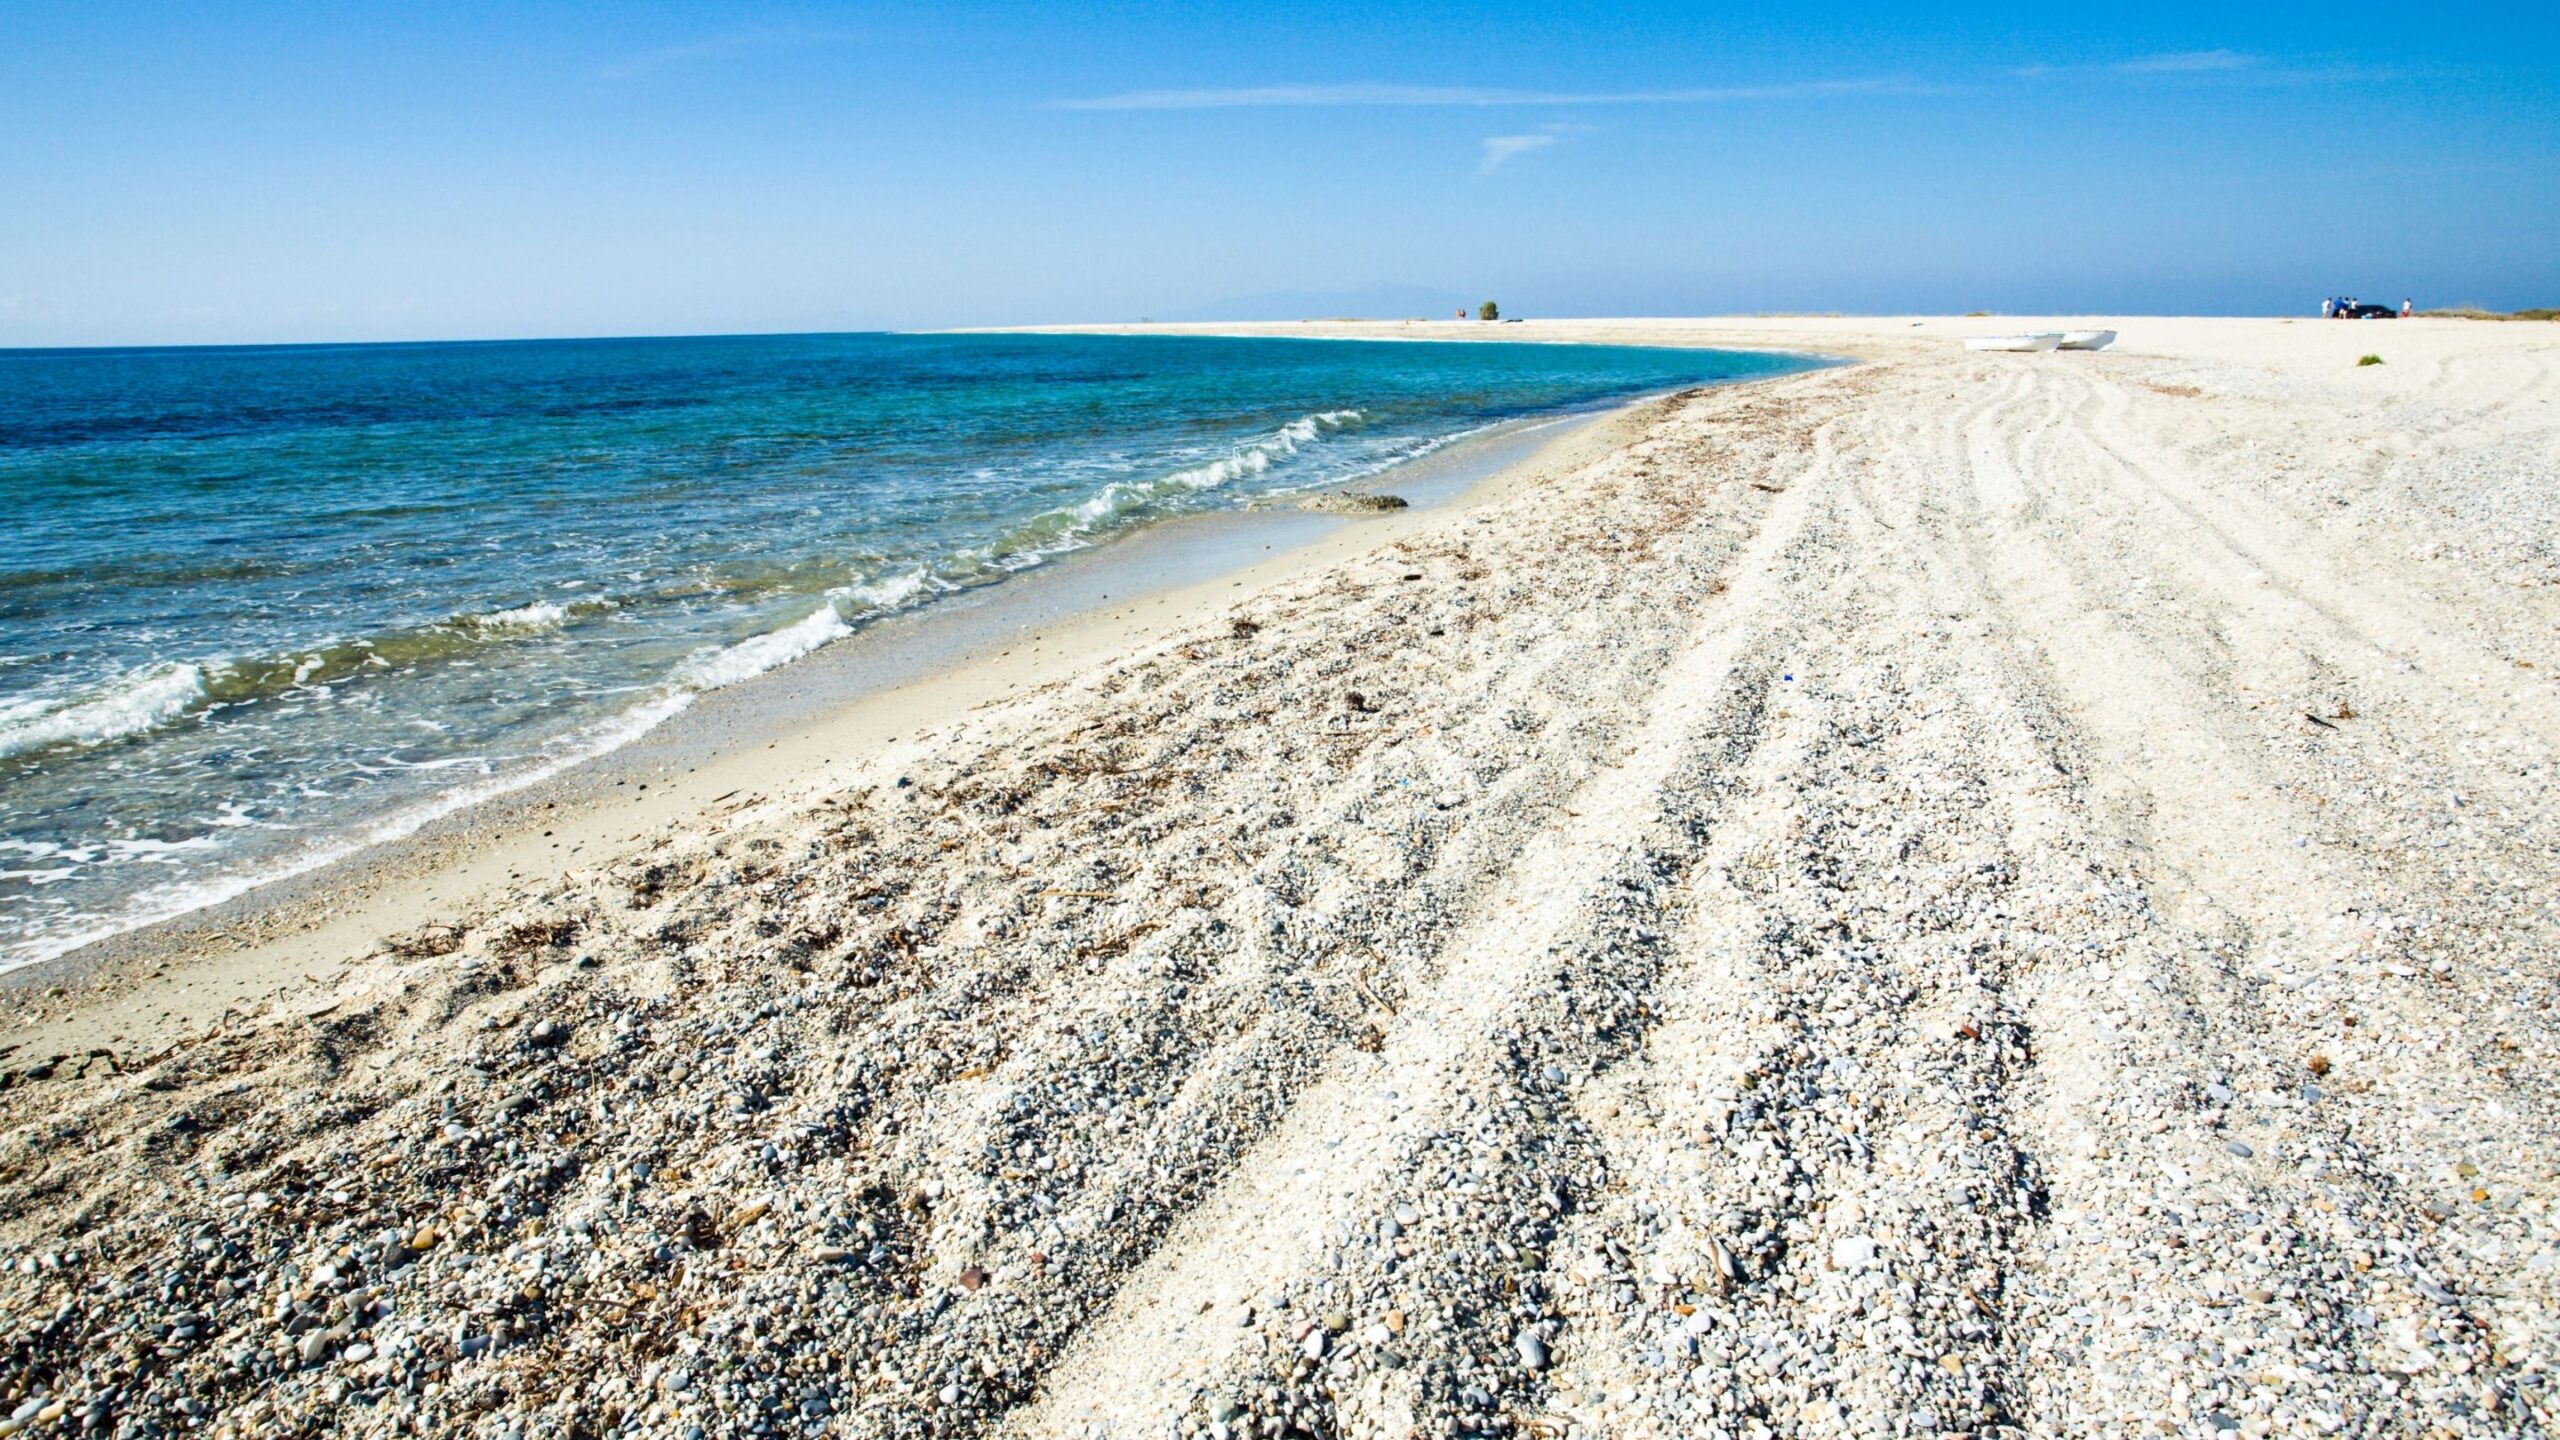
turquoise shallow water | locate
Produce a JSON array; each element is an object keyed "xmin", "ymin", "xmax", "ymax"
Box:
[{"xmin": 0, "ymin": 331, "xmax": 1812, "ymax": 966}]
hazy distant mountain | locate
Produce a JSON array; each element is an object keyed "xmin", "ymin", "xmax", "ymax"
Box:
[{"xmin": 1159, "ymin": 284, "xmax": 1481, "ymax": 322}]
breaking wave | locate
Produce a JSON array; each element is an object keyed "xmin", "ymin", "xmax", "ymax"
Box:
[
  {"xmin": 464, "ymin": 600, "xmax": 571, "ymax": 631},
  {"xmin": 674, "ymin": 603, "xmax": 854, "ymax": 693},
  {"xmin": 0, "ymin": 663, "xmax": 210, "ymax": 761},
  {"xmin": 990, "ymin": 408, "xmax": 1367, "ymax": 564},
  {"xmin": 844, "ymin": 567, "xmax": 944, "ymax": 615}
]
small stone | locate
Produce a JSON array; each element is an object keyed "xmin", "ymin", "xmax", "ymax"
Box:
[
  {"xmin": 1301, "ymin": 1328, "xmax": 1328, "ymax": 1361},
  {"xmin": 1517, "ymin": 1330, "xmax": 1550, "ymax": 1371},
  {"xmin": 1830, "ymin": 1235, "xmax": 1880, "ymax": 1272},
  {"xmin": 2227, "ymin": 1141, "xmax": 2255, "ymax": 1158}
]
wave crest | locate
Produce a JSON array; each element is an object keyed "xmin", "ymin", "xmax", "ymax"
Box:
[
  {"xmin": 999, "ymin": 408, "xmax": 1367, "ymax": 562},
  {"xmin": 0, "ymin": 663, "xmax": 209, "ymax": 761},
  {"xmin": 675, "ymin": 603, "xmax": 853, "ymax": 693},
  {"xmin": 465, "ymin": 601, "xmax": 570, "ymax": 631},
  {"xmin": 844, "ymin": 567, "xmax": 943, "ymax": 615}
]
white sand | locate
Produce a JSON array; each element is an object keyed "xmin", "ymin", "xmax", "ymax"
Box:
[{"xmin": 1, "ymin": 317, "xmax": 2554, "ymax": 1439}]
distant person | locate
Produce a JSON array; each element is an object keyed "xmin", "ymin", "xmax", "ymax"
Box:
[
  {"xmin": 2323, "ymin": 297, "xmax": 2336, "ymax": 318},
  {"xmin": 2402, "ymin": 298, "xmax": 2414, "ymax": 318}
]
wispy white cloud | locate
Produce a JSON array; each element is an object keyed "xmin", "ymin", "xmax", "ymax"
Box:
[
  {"xmin": 2018, "ymin": 49, "xmax": 2387, "ymax": 85},
  {"xmin": 2115, "ymin": 48, "xmax": 2256, "ymax": 74},
  {"xmin": 1475, "ymin": 121, "xmax": 1592, "ymax": 175},
  {"xmin": 1477, "ymin": 134, "xmax": 1558, "ymax": 174},
  {"xmin": 1064, "ymin": 53, "xmax": 2374, "ymax": 113},
  {"xmin": 1053, "ymin": 78, "xmax": 1935, "ymax": 111},
  {"xmin": 601, "ymin": 26, "xmax": 862, "ymax": 80}
]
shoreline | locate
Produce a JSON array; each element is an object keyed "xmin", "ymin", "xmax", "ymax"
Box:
[
  {"xmin": 3, "ymin": 334, "xmax": 1812, "ymax": 991},
  {"xmin": 0, "ymin": 384, "xmax": 1705, "ymax": 1054}
]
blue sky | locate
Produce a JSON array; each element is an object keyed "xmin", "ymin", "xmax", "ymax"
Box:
[{"xmin": 2, "ymin": 2, "xmax": 2553, "ymax": 345}]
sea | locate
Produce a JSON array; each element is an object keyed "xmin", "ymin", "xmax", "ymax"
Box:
[{"xmin": 0, "ymin": 331, "xmax": 1811, "ymax": 969}]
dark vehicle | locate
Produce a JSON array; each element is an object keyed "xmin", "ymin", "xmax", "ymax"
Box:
[{"xmin": 2328, "ymin": 297, "xmax": 2398, "ymax": 319}]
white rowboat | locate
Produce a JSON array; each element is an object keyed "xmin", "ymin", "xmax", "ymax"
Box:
[
  {"xmin": 2058, "ymin": 329, "xmax": 2117, "ymax": 351},
  {"xmin": 1964, "ymin": 333, "xmax": 2064, "ymax": 352}
]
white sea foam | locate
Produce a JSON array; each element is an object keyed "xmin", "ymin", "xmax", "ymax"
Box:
[
  {"xmin": 675, "ymin": 603, "xmax": 853, "ymax": 693},
  {"xmin": 0, "ymin": 662, "xmax": 208, "ymax": 761},
  {"xmin": 0, "ymin": 682, "xmax": 701, "ymax": 974},
  {"xmin": 469, "ymin": 601, "xmax": 570, "ymax": 631},
  {"xmin": 0, "ymin": 596, "xmax": 881, "ymax": 971},
  {"xmin": 845, "ymin": 567, "xmax": 939, "ymax": 614},
  {"xmin": 1039, "ymin": 409, "xmax": 1368, "ymax": 547}
]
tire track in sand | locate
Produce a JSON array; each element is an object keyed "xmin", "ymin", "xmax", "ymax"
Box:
[{"xmin": 1000, "ymin": 417, "xmax": 1832, "ymax": 1439}]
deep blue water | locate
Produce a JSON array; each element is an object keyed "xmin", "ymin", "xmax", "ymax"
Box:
[{"xmin": 0, "ymin": 331, "xmax": 1810, "ymax": 965}]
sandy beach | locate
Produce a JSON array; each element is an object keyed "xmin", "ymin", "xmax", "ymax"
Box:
[{"xmin": 3, "ymin": 314, "xmax": 2555, "ymax": 1439}]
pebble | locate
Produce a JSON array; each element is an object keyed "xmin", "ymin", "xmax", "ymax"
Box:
[{"xmin": 1829, "ymin": 1235, "xmax": 1880, "ymax": 1272}]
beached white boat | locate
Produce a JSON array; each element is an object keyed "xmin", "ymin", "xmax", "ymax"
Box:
[
  {"xmin": 2058, "ymin": 329, "xmax": 2117, "ymax": 351},
  {"xmin": 1964, "ymin": 333, "xmax": 2064, "ymax": 352}
]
